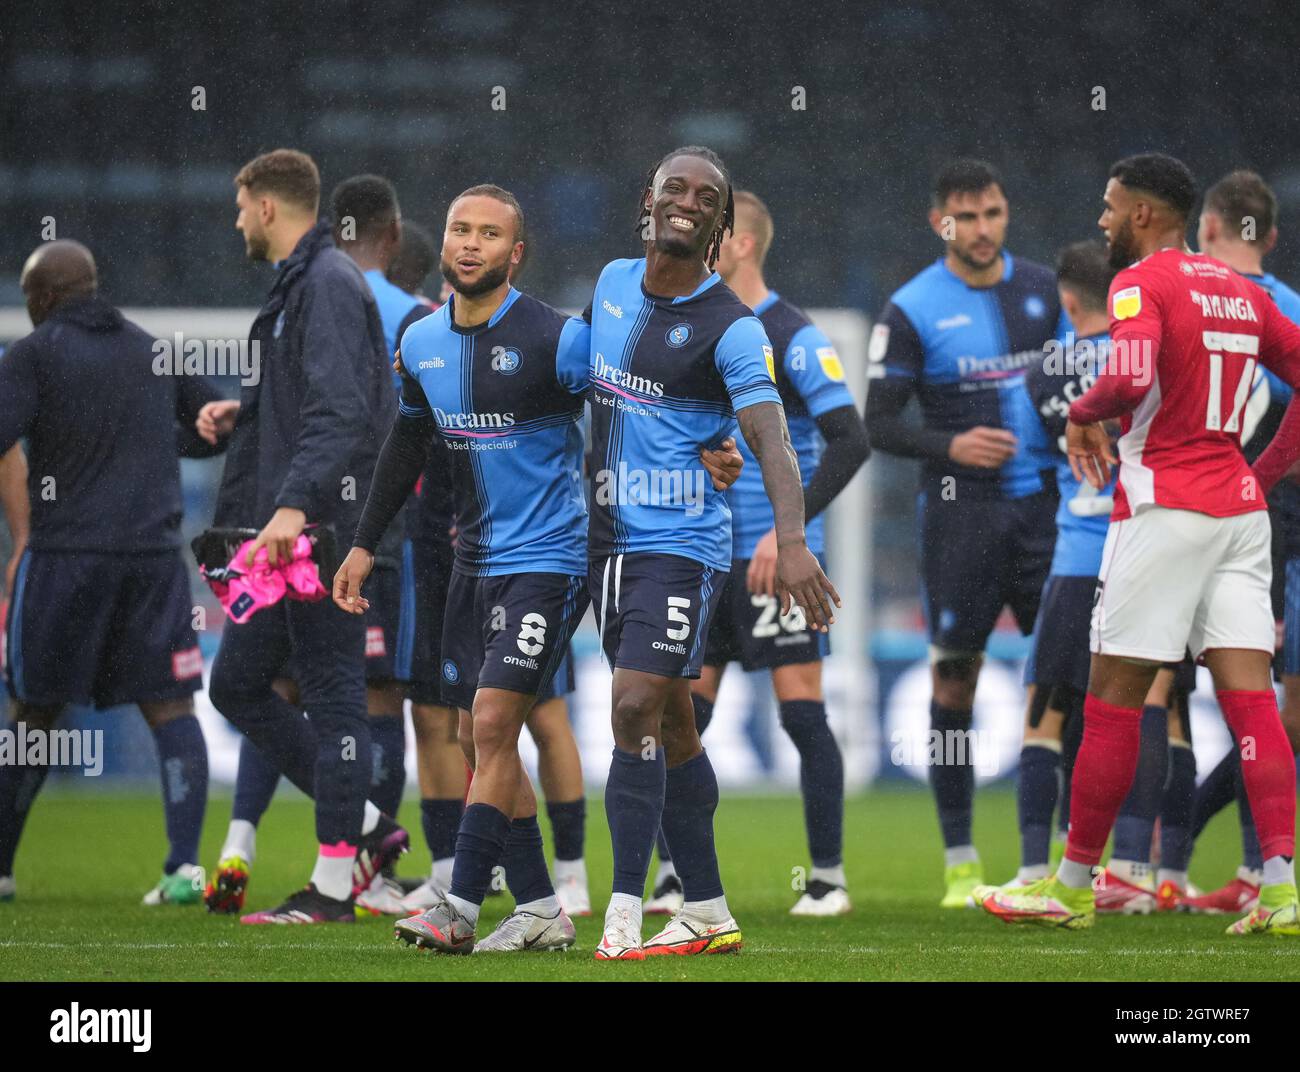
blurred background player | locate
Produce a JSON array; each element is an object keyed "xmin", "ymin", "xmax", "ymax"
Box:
[
  {"xmin": 984, "ymin": 153, "xmax": 1300, "ymax": 936},
  {"xmin": 0, "ymin": 240, "xmax": 217, "ymax": 905},
  {"xmin": 585, "ymin": 147, "xmax": 838, "ymax": 958},
  {"xmin": 1176, "ymin": 170, "xmax": 1300, "ymax": 915},
  {"xmin": 345, "ymin": 184, "xmax": 591, "ymax": 953},
  {"xmin": 387, "ymin": 220, "xmax": 438, "ymax": 305},
  {"xmin": 201, "ymin": 149, "xmax": 408, "ymax": 924},
  {"xmin": 650, "ymin": 190, "xmax": 869, "ymax": 918},
  {"xmin": 866, "ymin": 159, "xmax": 1065, "ymax": 907}
]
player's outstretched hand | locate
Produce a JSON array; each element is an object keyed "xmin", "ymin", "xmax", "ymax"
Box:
[
  {"xmin": 247, "ymin": 507, "xmax": 306, "ymax": 568},
  {"xmin": 948, "ymin": 426, "xmax": 1017, "ymax": 468},
  {"xmin": 1066, "ymin": 419, "xmax": 1115, "ymax": 490},
  {"xmin": 333, "ymin": 547, "xmax": 375, "ymax": 615},
  {"xmin": 196, "ymin": 399, "xmax": 241, "ymax": 445},
  {"xmin": 776, "ymin": 541, "xmax": 841, "ymax": 632},
  {"xmin": 700, "ymin": 437, "xmax": 744, "ymax": 490},
  {"xmin": 746, "ymin": 528, "xmax": 779, "ymax": 597}
]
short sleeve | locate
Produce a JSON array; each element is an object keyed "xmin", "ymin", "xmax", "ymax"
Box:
[
  {"xmin": 785, "ymin": 322, "xmax": 856, "ymax": 418},
  {"xmin": 555, "ymin": 317, "xmax": 591, "ymax": 396},
  {"xmin": 714, "ymin": 316, "xmax": 783, "ymax": 412}
]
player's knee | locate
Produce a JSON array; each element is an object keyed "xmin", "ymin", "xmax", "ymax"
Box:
[
  {"xmin": 470, "ymin": 704, "xmax": 521, "ymax": 759},
  {"xmin": 932, "ymin": 658, "xmax": 979, "ymax": 708},
  {"xmin": 778, "ymin": 698, "xmax": 828, "ymax": 744},
  {"xmin": 612, "ymin": 689, "xmax": 661, "ymax": 743}
]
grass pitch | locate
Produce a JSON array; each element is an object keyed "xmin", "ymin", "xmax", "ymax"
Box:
[{"xmin": 1, "ymin": 785, "xmax": 1295, "ymax": 982}]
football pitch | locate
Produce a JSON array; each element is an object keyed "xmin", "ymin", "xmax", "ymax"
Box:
[{"xmin": 3, "ymin": 786, "xmax": 1296, "ymax": 982}]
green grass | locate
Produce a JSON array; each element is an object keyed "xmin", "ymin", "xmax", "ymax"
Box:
[{"xmin": 1, "ymin": 785, "xmax": 1295, "ymax": 981}]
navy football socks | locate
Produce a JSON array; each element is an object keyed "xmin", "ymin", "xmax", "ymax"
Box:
[
  {"xmin": 151, "ymin": 715, "xmax": 209, "ymax": 873},
  {"xmin": 449, "ymin": 802, "xmax": 512, "ymax": 906},
  {"xmin": 1111, "ymin": 705, "xmax": 1168, "ymax": 864},
  {"xmin": 1017, "ymin": 742, "xmax": 1060, "ymax": 869},
  {"xmin": 605, "ymin": 747, "xmax": 666, "ymax": 897},
  {"xmin": 779, "ymin": 700, "xmax": 844, "ymax": 868},
  {"xmin": 929, "ymin": 702, "xmax": 975, "ymax": 848},
  {"xmin": 368, "ymin": 714, "xmax": 406, "ymax": 820},
  {"xmin": 660, "ymin": 750, "xmax": 724, "ymax": 902}
]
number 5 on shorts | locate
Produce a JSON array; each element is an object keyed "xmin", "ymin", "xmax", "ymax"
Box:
[{"xmin": 667, "ymin": 596, "xmax": 691, "ymax": 641}]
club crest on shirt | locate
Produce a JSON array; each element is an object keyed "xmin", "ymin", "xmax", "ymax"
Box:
[
  {"xmin": 1113, "ymin": 285, "xmax": 1142, "ymax": 320},
  {"xmin": 666, "ymin": 323, "xmax": 692, "ymax": 348},
  {"xmin": 490, "ymin": 346, "xmax": 522, "ymax": 374}
]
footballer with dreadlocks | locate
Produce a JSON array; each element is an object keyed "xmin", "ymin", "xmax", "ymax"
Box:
[{"xmin": 583, "ymin": 146, "xmax": 841, "ymax": 959}]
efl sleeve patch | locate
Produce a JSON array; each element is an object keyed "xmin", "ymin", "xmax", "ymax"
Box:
[
  {"xmin": 816, "ymin": 346, "xmax": 845, "ymax": 382},
  {"xmin": 867, "ymin": 323, "xmax": 890, "ymax": 363},
  {"xmin": 763, "ymin": 345, "xmax": 776, "ymax": 381},
  {"xmin": 1112, "ymin": 285, "xmax": 1142, "ymax": 321}
]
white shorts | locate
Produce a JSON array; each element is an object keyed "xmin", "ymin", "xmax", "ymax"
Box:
[{"xmin": 1091, "ymin": 505, "xmax": 1273, "ymax": 663}]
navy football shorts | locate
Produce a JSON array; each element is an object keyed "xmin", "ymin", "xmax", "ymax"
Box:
[
  {"xmin": 590, "ymin": 552, "xmax": 726, "ymax": 679},
  {"xmin": 406, "ymin": 524, "xmax": 455, "ymax": 706},
  {"xmin": 439, "ymin": 570, "xmax": 588, "ymax": 711},
  {"xmin": 1022, "ymin": 573, "xmax": 1095, "ymax": 694},
  {"xmin": 1282, "ymin": 558, "xmax": 1300, "ymax": 677},
  {"xmin": 537, "ymin": 642, "xmax": 576, "ymax": 702},
  {"xmin": 703, "ymin": 555, "xmax": 830, "ymax": 672},
  {"xmin": 919, "ymin": 487, "xmax": 1055, "ymax": 656},
  {"xmin": 5, "ymin": 548, "xmax": 202, "ymax": 708},
  {"xmin": 361, "ymin": 562, "xmax": 408, "ymax": 685}
]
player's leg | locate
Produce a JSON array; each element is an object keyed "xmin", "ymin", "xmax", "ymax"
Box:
[
  {"xmin": 984, "ymin": 507, "xmax": 1205, "ymax": 929},
  {"xmin": 772, "ymin": 658, "xmax": 849, "ymax": 915},
  {"xmin": 398, "ymin": 572, "xmax": 586, "ymax": 953},
  {"xmin": 205, "ymin": 677, "xmax": 292, "ymax": 914},
  {"xmin": 1011, "ymin": 687, "xmax": 1065, "ymax": 887},
  {"xmin": 138, "ymin": 698, "xmax": 208, "ymax": 906},
  {"xmin": 527, "ymin": 674, "xmax": 590, "ymax": 917},
  {"xmin": 106, "ymin": 550, "xmax": 208, "ymax": 907},
  {"xmin": 648, "ymin": 624, "xmax": 728, "ymax": 916},
  {"xmin": 362, "ymin": 562, "xmax": 410, "ymax": 824},
  {"xmin": 401, "ymin": 700, "xmax": 465, "ymax": 910},
  {"xmin": 0, "ymin": 701, "xmax": 62, "ymax": 900},
  {"xmin": 1092, "ymin": 668, "xmax": 1173, "ymax": 914},
  {"xmin": 1156, "ymin": 683, "xmax": 1201, "ymax": 908}
]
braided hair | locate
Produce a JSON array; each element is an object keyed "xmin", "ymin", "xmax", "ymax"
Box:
[{"xmin": 634, "ymin": 145, "xmax": 735, "ymax": 268}]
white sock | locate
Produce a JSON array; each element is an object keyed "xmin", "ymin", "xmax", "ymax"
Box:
[
  {"xmin": 1108, "ymin": 858, "xmax": 1152, "ymax": 886},
  {"xmin": 810, "ymin": 864, "xmax": 846, "ymax": 888},
  {"xmin": 608, "ymin": 892, "xmax": 642, "ymax": 926},
  {"xmin": 1238, "ymin": 865, "xmax": 1264, "ymax": 886},
  {"xmin": 1262, "ymin": 855, "xmax": 1295, "ymax": 888},
  {"xmin": 1056, "ymin": 857, "xmax": 1095, "ymax": 889},
  {"xmin": 944, "ymin": 845, "xmax": 979, "ymax": 868},
  {"xmin": 654, "ymin": 859, "xmax": 678, "ymax": 885},
  {"xmin": 517, "ymin": 894, "xmax": 561, "ymax": 916},
  {"xmin": 1157, "ymin": 867, "xmax": 1188, "ymax": 890},
  {"xmin": 221, "ymin": 819, "xmax": 257, "ymax": 864},
  {"xmin": 310, "ymin": 851, "xmax": 354, "ymax": 901},
  {"xmin": 554, "ymin": 857, "xmax": 586, "ymax": 882},
  {"xmin": 362, "ymin": 802, "xmax": 381, "ymax": 836},
  {"xmin": 1017, "ymin": 864, "xmax": 1050, "ymax": 883},
  {"xmin": 431, "ymin": 857, "xmax": 454, "ymax": 890},
  {"xmin": 683, "ymin": 895, "xmax": 730, "ymax": 924},
  {"xmin": 447, "ymin": 892, "xmax": 480, "ymax": 928}
]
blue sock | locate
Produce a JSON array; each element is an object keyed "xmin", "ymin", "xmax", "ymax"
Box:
[
  {"xmin": 1160, "ymin": 743, "xmax": 1197, "ymax": 872},
  {"xmin": 232, "ymin": 736, "xmax": 280, "ymax": 825},
  {"xmin": 0, "ymin": 727, "xmax": 51, "ymax": 876},
  {"xmin": 660, "ymin": 750, "xmax": 724, "ymax": 902},
  {"xmin": 368, "ymin": 714, "xmax": 406, "ymax": 819},
  {"xmin": 1017, "ymin": 743, "xmax": 1059, "ymax": 869},
  {"xmin": 152, "ymin": 716, "xmax": 209, "ymax": 874},
  {"xmin": 605, "ymin": 747, "xmax": 666, "ymax": 897},
  {"xmin": 929, "ymin": 702, "xmax": 974, "ymax": 848},
  {"xmin": 1112, "ymin": 705, "xmax": 1167, "ymax": 863},
  {"xmin": 1234, "ymin": 758, "xmax": 1264, "ymax": 871},
  {"xmin": 501, "ymin": 815, "xmax": 555, "ymax": 905},
  {"xmin": 692, "ymin": 693, "xmax": 715, "ymax": 736},
  {"xmin": 779, "ymin": 700, "xmax": 844, "ymax": 868},
  {"xmin": 420, "ymin": 797, "xmax": 463, "ymax": 862},
  {"xmin": 655, "ymin": 826, "xmax": 673, "ymax": 863},
  {"xmin": 1192, "ymin": 748, "xmax": 1238, "ymax": 840},
  {"xmin": 449, "ymin": 803, "xmax": 512, "ymax": 907},
  {"xmin": 545, "ymin": 798, "xmax": 585, "ymax": 862},
  {"xmin": 1058, "ymin": 703, "xmax": 1084, "ymax": 837}
]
